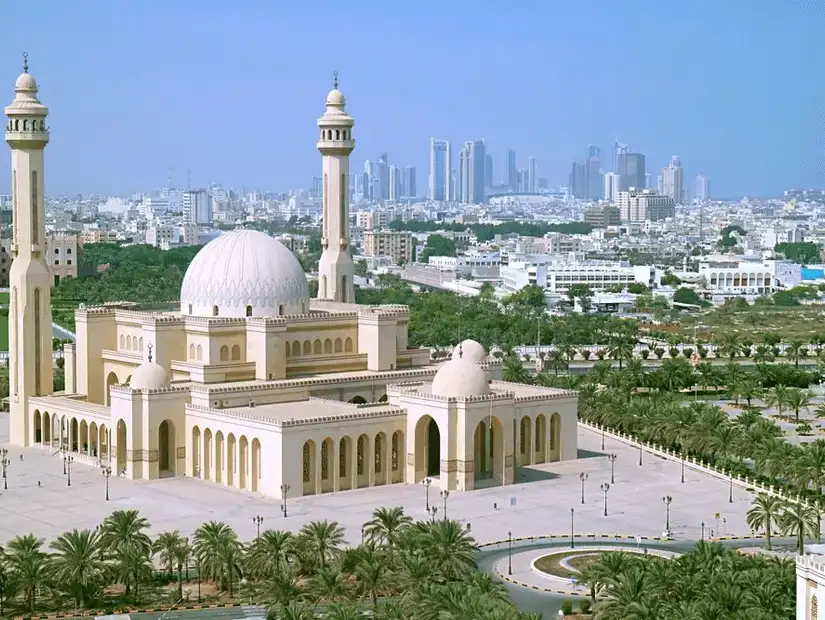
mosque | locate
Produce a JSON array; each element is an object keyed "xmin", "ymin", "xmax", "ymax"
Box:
[{"xmin": 3, "ymin": 58, "xmax": 578, "ymax": 499}]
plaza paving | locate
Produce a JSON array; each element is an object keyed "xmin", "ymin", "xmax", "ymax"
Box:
[{"xmin": 0, "ymin": 413, "xmax": 757, "ymax": 546}]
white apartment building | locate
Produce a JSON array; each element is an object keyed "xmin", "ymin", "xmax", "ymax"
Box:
[
  {"xmin": 428, "ymin": 251, "xmax": 500, "ymax": 276},
  {"xmin": 618, "ymin": 189, "xmax": 676, "ymax": 223},
  {"xmin": 182, "ymin": 189, "xmax": 213, "ymax": 225},
  {"xmin": 501, "ymin": 256, "xmax": 654, "ymax": 295},
  {"xmin": 698, "ymin": 256, "xmax": 785, "ymax": 296},
  {"xmin": 145, "ymin": 224, "xmax": 198, "ymax": 250},
  {"xmin": 362, "ymin": 230, "xmax": 414, "ymax": 265}
]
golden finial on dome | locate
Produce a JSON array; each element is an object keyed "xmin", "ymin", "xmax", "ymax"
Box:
[
  {"xmin": 22, "ymin": 52, "xmax": 28, "ymax": 74},
  {"xmin": 333, "ymin": 71, "xmax": 339, "ymax": 89}
]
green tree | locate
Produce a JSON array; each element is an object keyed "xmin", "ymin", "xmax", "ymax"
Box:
[
  {"xmin": 418, "ymin": 235, "xmax": 457, "ymax": 264},
  {"xmin": 746, "ymin": 495, "xmax": 783, "ymax": 550},
  {"xmin": 49, "ymin": 528, "xmax": 108, "ymax": 611},
  {"xmin": 779, "ymin": 501, "xmax": 819, "ymax": 553},
  {"xmin": 192, "ymin": 521, "xmax": 243, "ymax": 595},
  {"xmin": 6, "ymin": 534, "xmax": 48, "ymax": 613}
]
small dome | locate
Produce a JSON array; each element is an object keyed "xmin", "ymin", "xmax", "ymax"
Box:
[
  {"xmin": 431, "ymin": 357, "xmax": 490, "ymax": 399},
  {"xmin": 130, "ymin": 362, "xmax": 169, "ymax": 391},
  {"xmin": 14, "ymin": 72, "xmax": 36, "ymax": 92},
  {"xmin": 326, "ymin": 88, "xmax": 345, "ymax": 107},
  {"xmin": 452, "ymin": 339, "xmax": 486, "ymax": 364},
  {"xmin": 180, "ymin": 229, "xmax": 310, "ymax": 318}
]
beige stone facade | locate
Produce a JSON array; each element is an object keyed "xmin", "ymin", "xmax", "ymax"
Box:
[
  {"xmin": 0, "ymin": 231, "xmax": 78, "ymax": 287},
  {"xmin": 6, "ymin": 66, "xmax": 580, "ymax": 500},
  {"xmin": 363, "ymin": 230, "xmax": 414, "ymax": 265}
]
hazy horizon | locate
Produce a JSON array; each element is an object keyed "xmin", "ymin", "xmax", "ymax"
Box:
[{"xmin": 1, "ymin": 0, "xmax": 823, "ymax": 198}]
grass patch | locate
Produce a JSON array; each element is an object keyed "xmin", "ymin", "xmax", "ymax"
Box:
[{"xmin": 534, "ymin": 550, "xmax": 653, "ymax": 580}]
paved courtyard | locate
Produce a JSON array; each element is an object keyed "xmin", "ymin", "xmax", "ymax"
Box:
[{"xmin": 0, "ymin": 413, "xmax": 757, "ymax": 546}]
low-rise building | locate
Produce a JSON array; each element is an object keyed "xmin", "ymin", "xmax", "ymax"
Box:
[
  {"xmin": 584, "ymin": 205, "xmax": 621, "ymax": 228},
  {"xmin": 618, "ymin": 189, "xmax": 676, "ymax": 223},
  {"xmin": 0, "ymin": 231, "xmax": 79, "ymax": 286}
]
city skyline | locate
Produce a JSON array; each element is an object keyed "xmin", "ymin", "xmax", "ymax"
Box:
[{"xmin": 2, "ymin": 1, "xmax": 823, "ymax": 197}]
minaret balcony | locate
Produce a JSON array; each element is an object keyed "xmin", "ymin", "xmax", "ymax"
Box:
[{"xmin": 5, "ymin": 130, "xmax": 49, "ymax": 147}]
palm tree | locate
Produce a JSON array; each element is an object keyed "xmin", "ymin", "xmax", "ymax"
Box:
[
  {"xmin": 779, "ymin": 501, "xmax": 819, "ymax": 552},
  {"xmin": 502, "ymin": 355, "xmax": 532, "ymax": 384},
  {"xmin": 419, "ymin": 520, "xmax": 477, "ymax": 581},
  {"xmin": 545, "ymin": 349, "xmax": 568, "ymax": 375},
  {"xmin": 607, "ymin": 332, "xmax": 636, "ymax": 370},
  {"xmin": 738, "ymin": 378, "xmax": 764, "ymax": 409},
  {"xmin": 753, "ymin": 344, "xmax": 775, "ymax": 364},
  {"xmin": 786, "ymin": 339, "xmax": 806, "ymax": 367},
  {"xmin": 764, "ymin": 385, "xmax": 791, "ymax": 418},
  {"xmin": 6, "ymin": 533, "xmax": 48, "ymax": 613},
  {"xmin": 192, "ymin": 520, "xmax": 243, "ymax": 595},
  {"xmin": 714, "ymin": 332, "xmax": 743, "ymax": 361},
  {"xmin": 745, "ymin": 494, "xmax": 783, "ymax": 550},
  {"xmin": 364, "ymin": 507, "xmax": 412, "ymax": 555},
  {"xmin": 300, "ymin": 520, "xmax": 345, "ymax": 569},
  {"xmin": 247, "ymin": 529, "xmax": 293, "ymax": 580},
  {"xmin": 354, "ymin": 548, "xmax": 386, "ymax": 606},
  {"xmin": 801, "ymin": 440, "xmax": 825, "ymax": 496},
  {"xmin": 786, "ymin": 388, "xmax": 814, "ymax": 422},
  {"xmin": 271, "ymin": 601, "xmax": 313, "ymax": 620},
  {"xmin": 100, "ymin": 509, "xmax": 153, "ymax": 599},
  {"xmin": 49, "ymin": 528, "xmax": 108, "ymax": 611},
  {"xmin": 695, "ymin": 362, "xmax": 717, "ymax": 394},
  {"xmin": 308, "ymin": 566, "xmax": 349, "ymax": 604},
  {"xmin": 154, "ymin": 530, "xmax": 186, "ymax": 579}
]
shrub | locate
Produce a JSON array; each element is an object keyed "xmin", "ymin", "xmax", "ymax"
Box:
[
  {"xmin": 697, "ymin": 345, "xmax": 708, "ymax": 358},
  {"xmin": 654, "ymin": 347, "xmax": 666, "ymax": 359},
  {"xmin": 669, "ymin": 347, "xmax": 680, "ymax": 358},
  {"xmin": 640, "ymin": 349, "xmax": 650, "ymax": 359},
  {"xmin": 561, "ymin": 599, "xmax": 574, "ymax": 615},
  {"xmin": 579, "ymin": 598, "xmax": 593, "ymax": 614},
  {"xmin": 580, "ymin": 349, "xmax": 592, "ymax": 360},
  {"xmin": 682, "ymin": 347, "xmax": 694, "ymax": 359},
  {"xmin": 595, "ymin": 349, "xmax": 606, "ymax": 360}
]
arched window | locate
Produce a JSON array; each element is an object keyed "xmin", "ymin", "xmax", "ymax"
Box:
[
  {"xmin": 313, "ymin": 339, "xmax": 322, "ymax": 355},
  {"xmin": 374, "ymin": 434, "xmax": 382, "ymax": 474},
  {"xmin": 196, "ymin": 345, "xmax": 203, "ymax": 361},
  {"xmin": 126, "ymin": 335, "xmax": 132, "ymax": 350},
  {"xmin": 357, "ymin": 436, "xmax": 365, "ymax": 475},
  {"xmin": 188, "ymin": 304, "xmax": 193, "ymax": 315},
  {"xmin": 212, "ymin": 305, "xmax": 219, "ymax": 317},
  {"xmin": 334, "ymin": 338, "xmax": 342, "ymax": 353},
  {"xmin": 189, "ymin": 344, "xmax": 195, "ymax": 359},
  {"xmin": 391, "ymin": 433, "xmax": 399, "ymax": 471},
  {"xmin": 335, "ymin": 130, "xmax": 340, "ymax": 140},
  {"xmin": 120, "ymin": 334, "xmax": 125, "ymax": 349},
  {"xmin": 22, "ymin": 119, "xmax": 28, "ymax": 131},
  {"xmin": 324, "ymin": 339, "xmax": 332, "ymax": 354},
  {"xmin": 302, "ymin": 443, "xmax": 311, "ymax": 483},
  {"xmin": 220, "ymin": 346, "xmax": 229, "ymax": 362},
  {"xmin": 292, "ymin": 342, "xmax": 301, "ymax": 357},
  {"xmin": 231, "ymin": 345, "xmax": 241, "ymax": 360},
  {"xmin": 138, "ymin": 337, "xmax": 143, "ymax": 352},
  {"xmin": 303, "ymin": 340, "xmax": 311, "ymax": 356},
  {"xmin": 345, "ymin": 337, "xmax": 353, "ymax": 352},
  {"xmin": 342, "ymin": 130, "xmax": 347, "ymax": 139},
  {"xmin": 246, "ymin": 305, "xmax": 252, "ymax": 317},
  {"xmin": 321, "ymin": 441, "xmax": 329, "ymax": 480},
  {"xmin": 279, "ymin": 304, "xmax": 284, "ymax": 316}
]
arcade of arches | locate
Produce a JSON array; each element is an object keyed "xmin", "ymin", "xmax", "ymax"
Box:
[{"xmin": 190, "ymin": 425, "xmax": 262, "ymax": 492}]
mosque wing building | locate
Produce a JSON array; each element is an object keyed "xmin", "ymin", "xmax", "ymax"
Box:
[{"xmin": 5, "ymin": 64, "xmax": 578, "ymax": 498}]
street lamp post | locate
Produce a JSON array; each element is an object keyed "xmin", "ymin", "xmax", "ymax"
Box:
[
  {"xmin": 102, "ymin": 467, "xmax": 112, "ymax": 500},
  {"xmin": 600, "ymin": 482, "xmax": 610, "ymax": 516},
  {"xmin": 427, "ymin": 506, "xmax": 438, "ymax": 522},
  {"xmin": 280, "ymin": 484, "xmax": 290, "ymax": 518},
  {"xmin": 507, "ymin": 530, "xmax": 513, "ymax": 575},
  {"xmin": 253, "ymin": 515, "xmax": 263, "ymax": 539},
  {"xmin": 440, "ymin": 490, "xmax": 450, "ymax": 520},
  {"xmin": 423, "ymin": 477, "xmax": 432, "ymax": 511},
  {"xmin": 61, "ymin": 446, "xmax": 67, "ymax": 474},
  {"xmin": 1, "ymin": 452, "xmax": 9, "ymax": 490},
  {"xmin": 729, "ymin": 476, "xmax": 733, "ymax": 503},
  {"xmin": 638, "ymin": 443, "xmax": 643, "ymax": 466},
  {"xmin": 601, "ymin": 426, "xmax": 606, "ymax": 450},
  {"xmin": 570, "ymin": 508, "xmax": 575, "ymax": 549},
  {"xmin": 579, "ymin": 472, "xmax": 588, "ymax": 504},
  {"xmin": 701, "ymin": 521, "xmax": 705, "ymax": 541},
  {"xmin": 361, "ymin": 526, "xmax": 366, "ymax": 545},
  {"xmin": 662, "ymin": 495, "xmax": 672, "ymax": 535},
  {"xmin": 681, "ymin": 456, "xmax": 685, "ymax": 484},
  {"xmin": 607, "ymin": 454, "xmax": 617, "ymax": 484},
  {"xmin": 66, "ymin": 455, "xmax": 74, "ymax": 487}
]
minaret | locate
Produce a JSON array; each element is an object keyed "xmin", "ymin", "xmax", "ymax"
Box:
[
  {"xmin": 5, "ymin": 54, "xmax": 53, "ymax": 446},
  {"xmin": 316, "ymin": 72, "xmax": 355, "ymax": 303}
]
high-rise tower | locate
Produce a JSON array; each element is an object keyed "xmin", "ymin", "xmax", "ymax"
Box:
[
  {"xmin": 317, "ymin": 73, "xmax": 355, "ymax": 303},
  {"xmin": 5, "ymin": 54, "xmax": 53, "ymax": 446}
]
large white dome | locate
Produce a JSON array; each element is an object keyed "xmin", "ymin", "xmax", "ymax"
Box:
[
  {"xmin": 130, "ymin": 361, "xmax": 169, "ymax": 391},
  {"xmin": 431, "ymin": 357, "xmax": 490, "ymax": 399},
  {"xmin": 452, "ymin": 339, "xmax": 487, "ymax": 364},
  {"xmin": 181, "ymin": 230, "xmax": 310, "ymax": 318}
]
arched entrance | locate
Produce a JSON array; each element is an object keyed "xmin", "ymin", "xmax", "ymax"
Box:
[
  {"xmin": 227, "ymin": 434, "xmax": 236, "ymax": 487},
  {"xmin": 204, "ymin": 429, "xmax": 213, "ymax": 481},
  {"xmin": 414, "ymin": 415, "xmax": 441, "ymax": 481},
  {"xmin": 239, "ymin": 436, "xmax": 248, "ymax": 489},
  {"xmin": 251, "ymin": 438, "xmax": 260, "ymax": 492},
  {"xmin": 43, "ymin": 412, "xmax": 51, "ymax": 445},
  {"xmin": 549, "ymin": 413, "xmax": 562, "ymax": 462},
  {"xmin": 518, "ymin": 416, "xmax": 532, "ymax": 466},
  {"xmin": 339, "ymin": 436, "xmax": 352, "ymax": 491},
  {"xmin": 192, "ymin": 426, "xmax": 201, "ymax": 477},
  {"xmin": 215, "ymin": 432, "xmax": 225, "ymax": 484},
  {"xmin": 34, "ymin": 410, "xmax": 42, "ymax": 444},
  {"xmin": 106, "ymin": 372, "xmax": 118, "ymax": 406},
  {"xmin": 349, "ymin": 395, "xmax": 367, "ymax": 404},
  {"xmin": 474, "ymin": 416, "xmax": 504, "ymax": 484},
  {"xmin": 535, "ymin": 414, "xmax": 547, "ymax": 464},
  {"xmin": 158, "ymin": 420, "xmax": 175, "ymax": 476},
  {"xmin": 70, "ymin": 418, "xmax": 78, "ymax": 451},
  {"xmin": 116, "ymin": 420, "xmax": 127, "ymax": 474},
  {"xmin": 302, "ymin": 440, "xmax": 317, "ymax": 495}
]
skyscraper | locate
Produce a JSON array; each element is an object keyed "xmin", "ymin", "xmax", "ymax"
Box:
[
  {"xmin": 695, "ymin": 174, "xmax": 709, "ymax": 202},
  {"xmin": 388, "ymin": 165, "xmax": 401, "ymax": 201},
  {"xmin": 429, "ymin": 138, "xmax": 451, "ymax": 201},
  {"xmin": 660, "ymin": 156, "xmax": 684, "ymax": 203},
  {"xmin": 604, "ymin": 172, "xmax": 620, "ymax": 203},
  {"xmin": 585, "ymin": 146, "xmax": 601, "ymax": 200},
  {"xmin": 507, "ymin": 149, "xmax": 517, "ymax": 191},
  {"xmin": 485, "ymin": 154, "xmax": 494, "ymax": 188},
  {"xmin": 403, "ymin": 166, "xmax": 416, "ymax": 198},
  {"xmin": 459, "ymin": 139, "xmax": 486, "ymax": 204},
  {"xmin": 182, "ymin": 189, "xmax": 213, "ymax": 225},
  {"xmin": 527, "ymin": 156, "xmax": 537, "ymax": 193},
  {"xmin": 617, "ymin": 153, "xmax": 646, "ymax": 191},
  {"xmin": 569, "ymin": 161, "xmax": 587, "ymax": 199}
]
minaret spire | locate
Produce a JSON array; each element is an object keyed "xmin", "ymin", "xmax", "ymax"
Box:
[
  {"xmin": 147, "ymin": 343, "xmax": 154, "ymax": 363},
  {"xmin": 316, "ymin": 74, "xmax": 355, "ymax": 303},
  {"xmin": 22, "ymin": 53, "xmax": 28, "ymax": 74}
]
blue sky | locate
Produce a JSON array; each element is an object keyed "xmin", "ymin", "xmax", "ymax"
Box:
[{"xmin": 2, "ymin": 0, "xmax": 823, "ymax": 198}]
